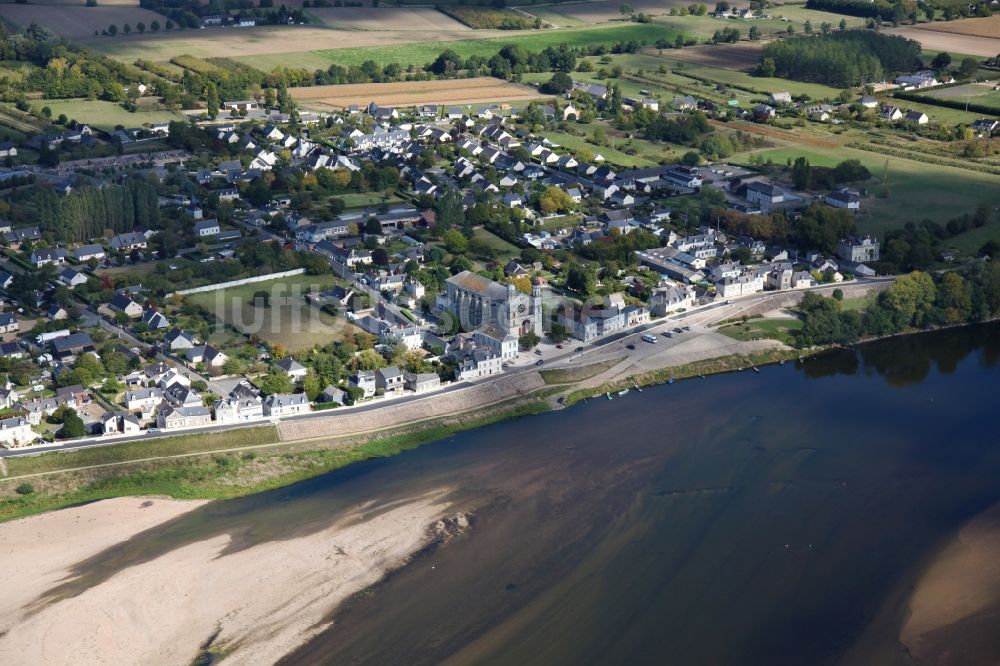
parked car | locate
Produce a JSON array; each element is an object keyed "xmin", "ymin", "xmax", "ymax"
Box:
[
  {"xmin": 626, "ymin": 343, "xmax": 636, "ymax": 350},
  {"xmin": 574, "ymin": 346, "xmax": 584, "ymax": 352},
  {"xmin": 641, "ymin": 334, "xmax": 657, "ymax": 343},
  {"xmin": 535, "ymin": 359, "xmax": 544, "ymax": 366},
  {"xmin": 534, "ymin": 349, "xmax": 543, "ymax": 355}
]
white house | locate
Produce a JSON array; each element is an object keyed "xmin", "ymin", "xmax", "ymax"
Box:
[
  {"xmin": 0, "ymin": 416, "xmax": 37, "ymax": 448},
  {"xmin": 263, "ymin": 393, "xmax": 310, "ymax": 417}
]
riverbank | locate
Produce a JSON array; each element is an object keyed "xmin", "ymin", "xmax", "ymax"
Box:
[{"xmin": 0, "ymin": 493, "xmax": 461, "ymax": 665}]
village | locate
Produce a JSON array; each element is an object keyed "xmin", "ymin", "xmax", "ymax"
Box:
[{"xmin": 0, "ymin": 79, "xmax": 974, "ymax": 452}]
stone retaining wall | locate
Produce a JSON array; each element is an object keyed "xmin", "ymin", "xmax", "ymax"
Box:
[
  {"xmin": 731, "ymin": 281, "xmax": 891, "ymax": 320},
  {"xmin": 277, "ymin": 371, "xmax": 546, "ymax": 441}
]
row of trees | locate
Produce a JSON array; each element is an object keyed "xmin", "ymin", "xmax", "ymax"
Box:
[
  {"xmin": 757, "ymin": 31, "xmax": 921, "ymax": 87},
  {"xmin": 796, "ymin": 264, "xmax": 1000, "ymax": 347},
  {"xmin": 15, "ymin": 178, "xmax": 161, "ymax": 244}
]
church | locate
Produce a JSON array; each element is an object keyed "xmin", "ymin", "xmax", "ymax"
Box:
[{"xmin": 442, "ymin": 271, "xmax": 543, "ymax": 338}]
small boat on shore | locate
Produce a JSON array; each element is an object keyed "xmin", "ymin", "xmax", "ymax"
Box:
[
  {"xmin": 618, "ymin": 389, "xmax": 630, "ymax": 397},
  {"xmin": 752, "ymin": 366, "xmax": 760, "ymax": 374},
  {"xmin": 668, "ymin": 377, "xmax": 675, "ymax": 385},
  {"xmin": 606, "ymin": 392, "xmax": 613, "ymax": 400},
  {"xmin": 634, "ymin": 384, "xmax": 642, "ymax": 393}
]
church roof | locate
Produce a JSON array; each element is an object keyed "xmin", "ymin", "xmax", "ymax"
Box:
[{"xmin": 446, "ymin": 270, "xmax": 510, "ymax": 300}]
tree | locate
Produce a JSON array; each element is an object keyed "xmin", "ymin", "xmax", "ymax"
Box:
[
  {"xmin": 303, "ymin": 374, "xmax": 322, "ymax": 401},
  {"xmin": 137, "ymin": 21, "xmax": 145, "ymax": 33},
  {"xmin": 258, "ymin": 370, "xmax": 293, "ymax": 396},
  {"xmin": 957, "ymin": 57, "xmax": 978, "ymax": 80},
  {"xmin": 749, "ymin": 25, "xmax": 760, "ymax": 41},
  {"xmin": 542, "ymin": 71, "xmax": 573, "ymax": 94},
  {"xmin": 549, "ymin": 323, "xmax": 570, "ymax": 343},
  {"xmin": 123, "ymin": 23, "xmax": 131, "ymax": 34},
  {"xmin": 804, "ymin": 19, "xmax": 813, "ymax": 33},
  {"xmin": 60, "ymin": 409, "xmax": 86, "ymax": 439},
  {"xmin": 443, "ymin": 228, "xmax": 468, "ymax": 254},
  {"xmin": 354, "ymin": 348, "xmax": 386, "ymax": 371},
  {"xmin": 539, "ymin": 185, "xmax": 574, "ymax": 214},
  {"xmin": 792, "ymin": 156, "xmax": 812, "ymax": 190},
  {"xmin": 620, "ymin": 3, "xmax": 633, "ymax": 14},
  {"xmin": 519, "ymin": 332, "xmax": 541, "ymax": 350},
  {"xmin": 151, "ymin": 19, "xmax": 160, "ymax": 32},
  {"xmin": 108, "ymin": 24, "xmax": 117, "ymax": 36},
  {"xmin": 839, "ymin": 18, "xmax": 847, "ymax": 30},
  {"xmin": 205, "ymin": 83, "xmax": 220, "ymax": 119},
  {"xmin": 931, "ymin": 52, "xmax": 952, "ymax": 70},
  {"xmin": 566, "ymin": 263, "xmax": 596, "ymax": 295}
]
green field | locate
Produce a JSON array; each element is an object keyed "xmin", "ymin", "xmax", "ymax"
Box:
[
  {"xmin": 336, "ymin": 191, "xmax": 405, "ymax": 209},
  {"xmin": 33, "ymin": 99, "xmax": 183, "ymax": 131},
  {"xmin": 185, "ymin": 273, "xmax": 361, "ymax": 352},
  {"xmin": 544, "ymin": 130, "xmax": 659, "ymax": 167},
  {"xmin": 718, "ymin": 317, "xmax": 803, "ymax": 345},
  {"xmin": 733, "ymin": 144, "xmax": 1000, "ymax": 234},
  {"xmin": 947, "ymin": 222, "xmax": 1000, "ymax": 255},
  {"xmin": 302, "ymin": 23, "xmax": 684, "ymax": 70}
]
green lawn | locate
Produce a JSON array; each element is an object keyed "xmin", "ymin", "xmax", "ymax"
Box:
[
  {"xmin": 185, "ymin": 273, "xmax": 362, "ymax": 352},
  {"xmin": 543, "ymin": 130, "xmax": 659, "ymax": 167},
  {"xmin": 33, "ymin": 99, "xmax": 183, "ymax": 131},
  {"xmin": 717, "ymin": 317, "xmax": 803, "ymax": 345},
  {"xmin": 337, "ymin": 191, "xmax": 405, "ymax": 209},
  {"xmin": 472, "ymin": 227, "xmax": 521, "ymax": 258}
]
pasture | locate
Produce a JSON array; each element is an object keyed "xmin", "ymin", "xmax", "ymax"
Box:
[
  {"xmin": 185, "ymin": 274, "xmax": 361, "ymax": 352},
  {"xmin": 0, "ymin": 5, "xmax": 163, "ymax": 39},
  {"xmin": 32, "ymin": 99, "xmax": 182, "ymax": 130},
  {"xmin": 289, "ymin": 77, "xmax": 544, "ymax": 109}
]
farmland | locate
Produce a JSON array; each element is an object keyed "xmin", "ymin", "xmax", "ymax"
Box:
[
  {"xmin": 438, "ymin": 6, "xmax": 539, "ymax": 30},
  {"xmin": 306, "ymin": 22, "xmax": 682, "ymax": 69},
  {"xmin": 185, "ymin": 274, "xmax": 362, "ymax": 352},
  {"xmin": 885, "ymin": 25, "xmax": 1000, "ymax": 58},
  {"xmin": 0, "ymin": 5, "xmax": 163, "ymax": 39},
  {"xmin": 289, "ymin": 78, "xmax": 544, "ymax": 109},
  {"xmin": 907, "ymin": 15, "xmax": 1000, "ymax": 40},
  {"xmin": 306, "ymin": 6, "xmax": 470, "ymax": 32}
]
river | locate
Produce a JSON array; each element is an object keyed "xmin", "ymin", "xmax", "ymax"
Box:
[{"xmin": 33, "ymin": 324, "xmax": 1000, "ymax": 664}]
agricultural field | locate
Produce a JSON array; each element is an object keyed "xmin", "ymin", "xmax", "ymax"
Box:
[
  {"xmin": 289, "ymin": 77, "xmax": 544, "ymax": 109},
  {"xmin": 31, "ymin": 99, "xmax": 182, "ymax": 131},
  {"xmin": 647, "ymin": 42, "xmax": 764, "ymax": 71},
  {"xmin": 908, "ymin": 15, "xmax": 1000, "ymax": 39},
  {"xmin": 185, "ymin": 274, "xmax": 362, "ymax": 352},
  {"xmin": 306, "ymin": 22, "xmax": 683, "ymax": 69},
  {"xmin": 885, "ymin": 25, "xmax": 1000, "ymax": 58},
  {"xmin": 0, "ymin": 5, "xmax": 163, "ymax": 39},
  {"xmin": 528, "ymin": 0, "xmax": 693, "ymax": 25},
  {"xmin": 438, "ymin": 6, "xmax": 539, "ymax": 30},
  {"xmin": 306, "ymin": 6, "xmax": 470, "ymax": 32}
]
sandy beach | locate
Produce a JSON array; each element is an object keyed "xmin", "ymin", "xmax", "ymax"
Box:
[
  {"xmin": 899, "ymin": 502, "xmax": 1000, "ymax": 662},
  {"xmin": 0, "ymin": 493, "xmax": 455, "ymax": 665}
]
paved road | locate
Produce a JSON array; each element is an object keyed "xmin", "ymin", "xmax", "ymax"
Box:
[{"xmin": 1, "ymin": 277, "xmax": 894, "ymax": 459}]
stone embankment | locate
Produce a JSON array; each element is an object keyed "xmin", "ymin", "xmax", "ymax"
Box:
[{"xmin": 277, "ymin": 371, "xmax": 546, "ymax": 441}]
